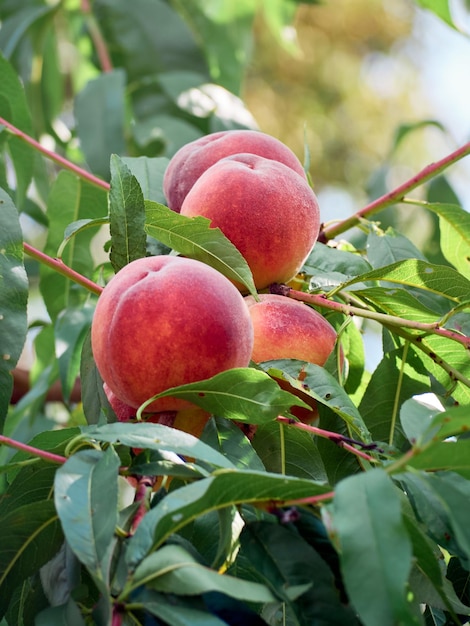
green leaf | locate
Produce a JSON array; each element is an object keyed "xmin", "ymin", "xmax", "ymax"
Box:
[
  {"xmin": 54, "ymin": 447, "xmax": 120, "ymax": 582},
  {"xmin": 143, "ymin": 367, "xmax": 307, "ymax": 424},
  {"xmin": 400, "ymin": 395, "xmax": 444, "ymax": 445},
  {"xmin": 263, "ymin": 361, "xmax": 370, "ymax": 441},
  {"xmin": 55, "ymin": 306, "xmax": 94, "ymax": 403},
  {"xmin": 419, "ymin": 202, "xmax": 470, "ymax": 278},
  {"xmin": 80, "ymin": 330, "xmax": 110, "ymax": 426},
  {"xmin": 359, "ymin": 347, "xmax": 430, "ymax": 447},
  {"xmin": 391, "ymin": 120, "xmax": 446, "ymax": 153},
  {"xmin": 302, "ymin": 241, "xmax": 372, "ymax": 288},
  {"xmin": 202, "ymin": 416, "xmax": 265, "ymax": 471},
  {"xmin": 406, "ymin": 440, "xmax": 470, "ymax": 474},
  {"xmin": 74, "ymin": 69, "xmax": 126, "ymax": 179},
  {"xmin": 421, "ymin": 404, "xmax": 470, "ymax": 443},
  {"xmin": 405, "ymin": 472, "xmax": 470, "ymax": 566},
  {"xmin": 0, "ymin": 53, "xmax": 33, "ymax": 207},
  {"xmin": 332, "ymin": 469, "xmax": 418, "ymax": 626},
  {"xmin": 0, "ymin": 5, "xmax": 57, "ymax": 60},
  {"xmin": 169, "ymin": 1, "xmax": 256, "ymax": 94},
  {"xmin": 132, "ymin": 588, "xmax": 228, "ymax": 626},
  {"xmin": 127, "ymin": 470, "xmax": 331, "ymax": 566},
  {"xmin": 82, "ymin": 421, "xmax": 234, "ymax": 470},
  {"xmin": 145, "ymin": 200, "xmax": 257, "ymax": 296},
  {"xmin": 415, "ymin": 333, "xmax": 470, "ymax": 406},
  {"xmin": 414, "ymin": 0, "xmax": 455, "ymax": 29},
  {"xmin": 129, "ymin": 544, "xmax": 276, "ymax": 603},
  {"xmin": 39, "ymin": 171, "xmax": 107, "ymax": 322},
  {"xmin": 252, "ymin": 420, "xmax": 327, "ymax": 481},
  {"xmin": 355, "ymin": 286, "xmax": 444, "ymax": 321},
  {"xmin": 0, "ymin": 500, "xmax": 63, "ymax": 616},
  {"xmin": 35, "ymin": 600, "xmax": 87, "ymax": 626},
  {"xmin": 0, "ymin": 188, "xmax": 28, "ymax": 425},
  {"xmin": 94, "ymin": 0, "xmax": 209, "ymax": 80},
  {"xmin": 366, "ymin": 228, "xmax": 427, "ymax": 267},
  {"xmin": 121, "ymin": 156, "xmax": 169, "ymax": 204},
  {"xmin": 238, "ymin": 521, "xmax": 359, "ymax": 625},
  {"xmin": 339, "ymin": 259, "xmax": 470, "ymax": 303},
  {"xmin": 108, "ymin": 154, "xmax": 147, "ymax": 272},
  {"xmin": 405, "ymin": 517, "xmax": 469, "ymax": 617},
  {"xmin": 58, "ymin": 217, "xmax": 110, "ymax": 258}
]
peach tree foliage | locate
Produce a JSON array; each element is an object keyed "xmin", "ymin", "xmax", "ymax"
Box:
[{"xmin": 1, "ymin": 1, "xmax": 470, "ymax": 625}]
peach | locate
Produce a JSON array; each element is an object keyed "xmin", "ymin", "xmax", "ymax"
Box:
[
  {"xmin": 91, "ymin": 255, "xmax": 254, "ymax": 413},
  {"xmin": 245, "ymin": 294, "xmax": 338, "ymax": 365},
  {"xmin": 244, "ymin": 294, "xmax": 339, "ymax": 423},
  {"xmin": 180, "ymin": 154, "xmax": 320, "ymax": 290},
  {"xmin": 163, "ymin": 129, "xmax": 307, "ymax": 212}
]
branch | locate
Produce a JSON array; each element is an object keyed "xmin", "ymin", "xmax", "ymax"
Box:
[
  {"xmin": 23, "ymin": 242, "xmax": 103, "ymax": 296},
  {"xmin": 321, "ymin": 140, "xmax": 470, "ymax": 241},
  {"xmin": 80, "ymin": 0, "xmax": 114, "ymax": 73},
  {"xmin": 272, "ymin": 285, "xmax": 470, "ymax": 350},
  {"xmin": 0, "ymin": 435, "xmax": 67, "ymax": 464},
  {"xmin": 276, "ymin": 416, "xmax": 381, "ymax": 463},
  {"xmin": 0, "ymin": 117, "xmax": 110, "ymax": 191}
]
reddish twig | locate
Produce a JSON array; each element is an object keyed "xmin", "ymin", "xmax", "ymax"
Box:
[
  {"xmin": 130, "ymin": 475, "xmax": 157, "ymax": 534},
  {"xmin": 23, "ymin": 242, "xmax": 103, "ymax": 296},
  {"xmin": 0, "ymin": 435, "xmax": 67, "ymax": 464},
  {"xmin": 282, "ymin": 491, "xmax": 335, "ymax": 507},
  {"xmin": 0, "ymin": 116, "xmax": 110, "ymax": 191},
  {"xmin": 276, "ymin": 416, "xmax": 380, "ymax": 463},
  {"xmin": 272, "ymin": 286, "xmax": 470, "ymax": 350},
  {"xmin": 80, "ymin": 0, "xmax": 114, "ymax": 73},
  {"xmin": 321, "ymin": 140, "xmax": 470, "ymax": 241}
]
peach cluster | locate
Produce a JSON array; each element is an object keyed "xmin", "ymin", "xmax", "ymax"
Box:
[{"xmin": 91, "ymin": 129, "xmax": 339, "ymax": 430}]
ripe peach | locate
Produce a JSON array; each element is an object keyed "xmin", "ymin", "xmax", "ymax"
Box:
[
  {"xmin": 180, "ymin": 154, "xmax": 320, "ymax": 290},
  {"xmin": 245, "ymin": 294, "xmax": 338, "ymax": 365},
  {"xmin": 244, "ymin": 294, "xmax": 339, "ymax": 423},
  {"xmin": 163, "ymin": 129, "xmax": 307, "ymax": 213},
  {"xmin": 91, "ymin": 255, "xmax": 254, "ymax": 413}
]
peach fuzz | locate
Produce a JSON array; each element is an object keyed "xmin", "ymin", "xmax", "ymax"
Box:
[
  {"xmin": 91, "ymin": 255, "xmax": 254, "ymax": 413},
  {"xmin": 163, "ymin": 129, "xmax": 307, "ymax": 213},
  {"xmin": 180, "ymin": 153, "xmax": 320, "ymax": 290}
]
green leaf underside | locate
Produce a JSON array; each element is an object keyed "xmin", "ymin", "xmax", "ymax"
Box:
[
  {"xmin": 54, "ymin": 447, "xmax": 120, "ymax": 578},
  {"xmin": 333, "ymin": 469, "xmax": 417, "ymax": 625},
  {"xmin": 145, "ymin": 201, "xmax": 257, "ymax": 296},
  {"xmin": 83, "ymin": 421, "xmax": 235, "ymax": 469},
  {"xmin": 127, "ymin": 469, "xmax": 330, "ymax": 566},
  {"xmin": 129, "ymin": 544, "xmax": 276, "ymax": 603}
]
